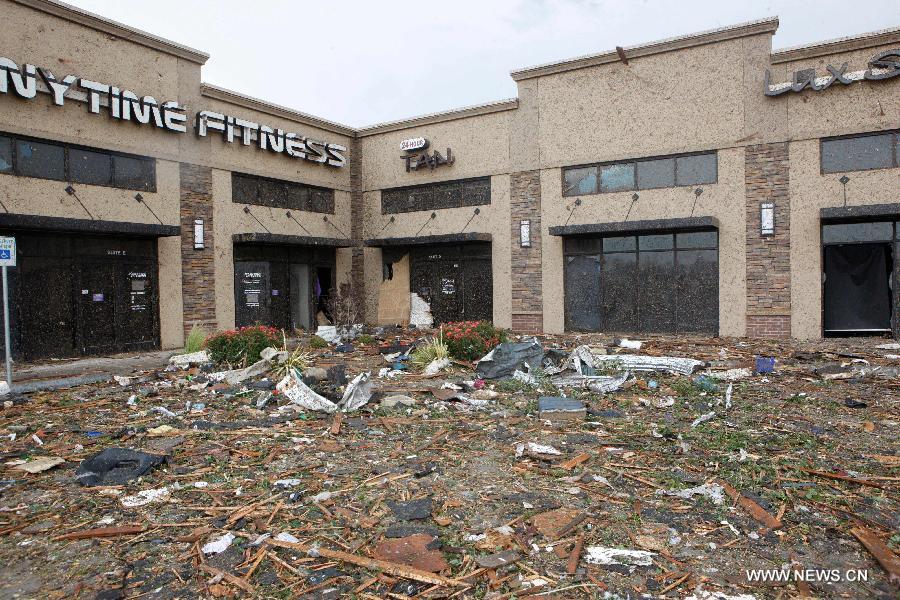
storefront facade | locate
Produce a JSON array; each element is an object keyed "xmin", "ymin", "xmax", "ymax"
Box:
[{"xmin": 1, "ymin": 0, "xmax": 898, "ymax": 358}]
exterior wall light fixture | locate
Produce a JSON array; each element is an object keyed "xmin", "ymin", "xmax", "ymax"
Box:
[
  {"xmin": 520, "ymin": 219, "xmax": 531, "ymax": 247},
  {"xmin": 193, "ymin": 218, "xmax": 204, "ymax": 249},
  {"xmin": 760, "ymin": 202, "xmax": 775, "ymax": 236}
]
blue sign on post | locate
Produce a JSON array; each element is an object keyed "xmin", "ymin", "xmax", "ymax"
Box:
[{"xmin": 0, "ymin": 236, "xmax": 14, "ymax": 387}]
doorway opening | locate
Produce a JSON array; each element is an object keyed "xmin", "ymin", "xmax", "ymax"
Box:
[{"xmin": 822, "ymin": 221, "xmax": 897, "ymax": 337}]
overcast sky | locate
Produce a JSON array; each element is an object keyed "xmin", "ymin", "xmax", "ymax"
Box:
[{"xmin": 66, "ymin": 0, "xmax": 897, "ymax": 128}]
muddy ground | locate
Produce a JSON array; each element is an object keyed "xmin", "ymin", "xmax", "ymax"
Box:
[{"xmin": 0, "ymin": 332, "xmax": 898, "ymax": 599}]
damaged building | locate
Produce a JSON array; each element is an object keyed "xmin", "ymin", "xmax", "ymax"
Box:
[{"xmin": 0, "ymin": 0, "xmax": 899, "ymax": 360}]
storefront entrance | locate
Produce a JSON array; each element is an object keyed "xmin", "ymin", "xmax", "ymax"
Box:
[
  {"xmin": 408, "ymin": 242, "xmax": 493, "ymax": 324},
  {"xmin": 822, "ymin": 221, "xmax": 897, "ymax": 336},
  {"xmin": 233, "ymin": 244, "xmax": 335, "ymax": 331},
  {"xmin": 563, "ymin": 230, "xmax": 719, "ymax": 334},
  {"xmin": 0, "ymin": 231, "xmax": 160, "ymax": 359}
]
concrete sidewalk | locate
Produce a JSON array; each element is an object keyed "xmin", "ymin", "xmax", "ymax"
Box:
[{"xmin": 4, "ymin": 349, "xmax": 176, "ymax": 394}]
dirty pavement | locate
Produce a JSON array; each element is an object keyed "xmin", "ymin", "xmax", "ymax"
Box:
[{"xmin": 1, "ymin": 330, "xmax": 898, "ymax": 599}]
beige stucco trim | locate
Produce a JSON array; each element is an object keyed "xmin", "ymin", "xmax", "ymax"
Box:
[
  {"xmin": 157, "ymin": 235, "xmax": 184, "ymax": 349},
  {"xmin": 200, "ymin": 84, "xmax": 356, "ymax": 138},
  {"xmin": 357, "ymin": 99, "xmax": 519, "ymax": 137},
  {"xmin": 510, "ymin": 17, "xmax": 779, "ymax": 81},
  {"xmin": 11, "ymin": 0, "xmax": 209, "ymax": 64},
  {"xmin": 771, "ymin": 25, "xmax": 900, "ymax": 64}
]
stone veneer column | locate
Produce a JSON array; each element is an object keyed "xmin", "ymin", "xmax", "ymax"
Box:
[
  {"xmin": 510, "ymin": 170, "xmax": 543, "ymax": 333},
  {"xmin": 744, "ymin": 143, "xmax": 791, "ymax": 338},
  {"xmin": 349, "ymin": 138, "xmax": 365, "ymax": 289},
  {"xmin": 179, "ymin": 163, "xmax": 217, "ymax": 335}
]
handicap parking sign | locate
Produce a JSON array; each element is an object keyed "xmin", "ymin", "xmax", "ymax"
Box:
[{"xmin": 0, "ymin": 237, "xmax": 15, "ymax": 267}]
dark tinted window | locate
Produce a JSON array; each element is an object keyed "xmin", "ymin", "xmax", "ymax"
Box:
[
  {"xmin": 676, "ymin": 153, "xmax": 717, "ymax": 186},
  {"xmin": 563, "ymin": 166, "xmax": 597, "ymax": 196},
  {"xmin": 381, "ymin": 177, "xmax": 491, "ymax": 214},
  {"xmin": 232, "ymin": 172, "xmax": 334, "ymax": 214},
  {"xmin": 565, "ymin": 237, "xmax": 603, "ymax": 254},
  {"xmin": 821, "ymin": 133, "xmax": 895, "ymax": 173},
  {"xmin": 637, "ymin": 158, "xmax": 675, "ymax": 189},
  {"xmin": 0, "ymin": 136, "xmax": 12, "ymax": 173},
  {"xmin": 677, "ymin": 231, "xmax": 718, "ymax": 249},
  {"xmin": 70, "ymin": 148, "xmax": 112, "ymax": 186},
  {"xmin": 822, "ymin": 222, "xmax": 893, "ymax": 244},
  {"xmin": 639, "ymin": 234, "xmax": 673, "ymax": 250},
  {"xmin": 113, "ymin": 155, "xmax": 154, "ymax": 190},
  {"xmin": 17, "ymin": 139, "xmax": 64, "ymax": 180},
  {"xmin": 603, "ymin": 236, "xmax": 636, "ymax": 252},
  {"xmin": 600, "ymin": 163, "xmax": 635, "ymax": 192}
]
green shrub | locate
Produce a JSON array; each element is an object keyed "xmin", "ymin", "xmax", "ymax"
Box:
[
  {"xmin": 357, "ymin": 334, "xmax": 375, "ymax": 345},
  {"xmin": 204, "ymin": 325, "xmax": 280, "ymax": 367},
  {"xmin": 443, "ymin": 321, "xmax": 508, "ymax": 361},
  {"xmin": 184, "ymin": 325, "xmax": 208, "ymax": 353},
  {"xmin": 411, "ymin": 334, "xmax": 449, "ymax": 370},
  {"xmin": 307, "ymin": 335, "xmax": 329, "ymax": 349}
]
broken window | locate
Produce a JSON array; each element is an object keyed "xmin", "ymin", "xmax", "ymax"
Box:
[
  {"xmin": 562, "ymin": 151, "xmax": 717, "ymax": 197},
  {"xmin": 821, "ymin": 131, "xmax": 897, "ymax": 173},
  {"xmin": 563, "ymin": 166, "xmax": 597, "ymax": 196},
  {"xmin": 600, "ymin": 163, "xmax": 635, "ymax": 192}
]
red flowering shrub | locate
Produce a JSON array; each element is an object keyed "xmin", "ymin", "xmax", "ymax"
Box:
[
  {"xmin": 205, "ymin": 325, "xmax": 280, "ymax": 366},
  {"xmin": 442, "ymin": 321, "xmax": 508, "ymax": 361}
]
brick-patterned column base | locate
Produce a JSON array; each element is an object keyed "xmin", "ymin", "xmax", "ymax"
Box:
[
  {"xmin": 746, "ymin": 315, "xmax": 790, "ymax": 338},
  {"xmin": 510, "ymin": 171, "xmax": 543, "ymax": 333},
  {"xmin": 180, "ymin": 163, "xmax": 217, "ymax": 336},
  {"xmin": 512, "ymin": 313, "xmax": 543, "ymax": 334}
]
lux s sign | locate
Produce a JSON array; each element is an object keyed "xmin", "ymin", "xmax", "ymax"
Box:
[
  {"xmin": 0, "ymin": 56, "xmax": 346, "ymax": 168},
  {"xmin": 764, "ymin": 49, "xmax": 900, "ymax": 96}
]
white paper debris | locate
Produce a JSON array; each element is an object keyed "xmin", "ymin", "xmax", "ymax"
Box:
[
  {"xmin": 515, "ymin": 442, "xmax": 562, "ymax": 458},
  {"xmin": 169, "ymin": 350, "xmax": 211, "ymax": 366},
  {"xmin": 274, "ymin": 532, "xmax": 300, "ymax": 544},
  {"xmin": 409, "ymin": 293, "xmax": 433, "ymax": 328},
  {"xmin": 316, "ymin": 326, "xmax": 339, "ymax": 342},
  {"xmin": 585, "ymin": 546, "xmax": 655, "ymax": 567},
  {"xmin": 202, "ymin": 532, "xmax": 235, "ymax": 555},
  {"xmin": 423, "ymin": 358, "xmax": 451, "ymax": 377},
  {"xmin": 121, "ymin": 487, "xmax": 171, "ymax": 508},
  {"xmin": 617, "ymin": 338, "xmax": 643, "ymax": 350},
  {"xmin": 691, "ymin": 411, "xmax": 716, "ymax": 428},
  {"xmin": 656, "ymin": 483, "xmax": 726, "ymax": 505},
  {"xmin": 724, "ymin": 383, "xmax": 733, "ymax": 409}
]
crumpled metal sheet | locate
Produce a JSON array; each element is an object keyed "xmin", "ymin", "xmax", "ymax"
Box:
[
  {"xmin": 277, "ymin": 369, "xmax": 339, "ymax": 413},
  {"xmin": 340, "ymin": 371, "xmax": 373, "ymax": 412},
  {"xmin": 551, "ymin": 371, "xmax": 629, "ymax": 393},
  {"xmin": 544, "ymin": 345, "xmax": 597, "ymax": 376},
  {"xmin": 591, "ymin": 354, "xmax": 704, "ymax": 376}
]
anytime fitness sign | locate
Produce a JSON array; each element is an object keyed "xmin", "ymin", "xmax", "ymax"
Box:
[{"xmin": 0, "ymin": 56, "xmax": 346, "ymax": 167}]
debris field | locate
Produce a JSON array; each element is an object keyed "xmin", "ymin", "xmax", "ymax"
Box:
[{"xmin": 1, "ymin": 331, "xmax": 898, "ymax": 599}]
